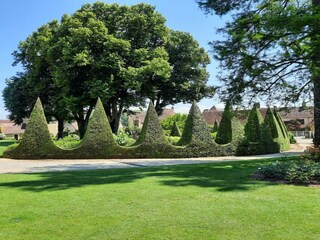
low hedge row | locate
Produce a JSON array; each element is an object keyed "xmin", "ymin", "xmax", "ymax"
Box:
[{"xmin": 3, "ymin": 98, "xmax": 289, "ymax": 159}]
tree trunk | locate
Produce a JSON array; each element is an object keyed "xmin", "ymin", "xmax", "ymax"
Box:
[
  {"xmin": 57, "ymin": 118, "xmax": 64, "ymax": 139},
  {"xmin": 313, "ymin": 77, "xmax": 320, "ymax": 146},
  {"xmin": 312, "ymin": 0, "xmax": 320, "ymax": 146},
  {"xmin": 74, "ymin": 105, "xmax": 94, "ymax": 139},
  {"xmin": 76, "ymin": 118, "xmax": 86, "ymax": 139},
  {"xmin": 104, "ymin": 102, "xmax": 123, "ymax": 134}
]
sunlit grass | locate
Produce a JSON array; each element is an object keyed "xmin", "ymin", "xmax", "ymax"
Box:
[{"xmin": 0, "ymin": 158, "xmax": 319, "ymax": 239}]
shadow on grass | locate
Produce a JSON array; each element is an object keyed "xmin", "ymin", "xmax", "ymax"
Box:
[{"xmin": 0, "ymin": 158, "xmax": 288, "ymax": 192}]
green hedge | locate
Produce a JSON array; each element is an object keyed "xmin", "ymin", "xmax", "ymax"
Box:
[
  {"xmin": 3, "ymin": 98, "xmax": 62, "ymax": 159},
  {"xmin": 4, "ymin": 99, "xmax": 284, "ymax": 159}
]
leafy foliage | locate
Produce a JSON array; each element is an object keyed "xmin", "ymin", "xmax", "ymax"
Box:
[
  {"xmin": 197, "ymin": 0, "xmax": 320, "ymax": 145},
  {"xmin": 5, "ymin": 2, "xmax": 213, "ymax": 137},
  {"xmin": 161, "ymin": 113, "xmax": 188, "ymax": 136},
  {"xmin": 55, "ymin": 135, "xmax": 81, "ymax": 149},
  {"xmin": 257, "ymin": 160, "xmax": 320, "ymax": 184}
]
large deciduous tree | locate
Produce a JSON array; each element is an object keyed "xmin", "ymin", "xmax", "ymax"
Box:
[
  {"xmin": 4, "ymin": 2, "xmax": 213, "ymax": 137},
  {"xmin": 197, "ymin": 0, "xmax": 320, "ymax": 145}
]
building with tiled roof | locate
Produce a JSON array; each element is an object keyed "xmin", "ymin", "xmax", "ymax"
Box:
[
  {"xmin": 202, "ymin": 106, "xmax": 315, "ymax": 133},
  {"xmin": 0, "ymin": 120, "xmax": 26, "ymax": 139},
  {"xmin": 128, "ymin": 108, "xmax": 175, "ymax": 128}
]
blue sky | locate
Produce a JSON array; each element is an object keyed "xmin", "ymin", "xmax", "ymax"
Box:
[{"xmin": 0, "ymin": 0, "xmax": 226, "ymax": 119}]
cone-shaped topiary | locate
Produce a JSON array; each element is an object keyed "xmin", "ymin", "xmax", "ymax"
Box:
[
  {"xmin": 178, "ymin": 101, "xmax": 212, "ymax": 146},
  {"xmin": 264, "ymin": 108, "xmax": 280, "ymax": 139},
  {"xmin": 170, "ymin": 120, "xmax": 182, "ymax": 137},
  {"xmin": 274, "ymin": 111, "xmax": 288, "ymax": 138},
  {"xmin": 216, "ymin": 102, "xmax": 233, "ymax": 144},
  {"xmin": 72, "ymin": 98, "xmax": 118, "ymax": 158},
  {"xmin": 274, "ymin": 110, "xmax": 290, "ymax": 150},
  {"xmin": 212, "ymin": 120, "xmax": 219, "ymax": 133},
  {"xmin": 264, "ymin": 108, "xmax": 289, "ymax": 151},
  {"xmin": 3, "ymin": 98, "xmax": 59, "ymax": 159},
  {"xmin": 244, "ymin": 105, "xmax": 264, "ymax": 142},
  {"xmin": 134, "ymin": 102, "xmax": 168, "ymax": 146}
]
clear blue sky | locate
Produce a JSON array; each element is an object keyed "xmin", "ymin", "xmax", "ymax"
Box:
[{"xmin": 0, "ymin": 0, "xmax": 225, "ymax": 119}]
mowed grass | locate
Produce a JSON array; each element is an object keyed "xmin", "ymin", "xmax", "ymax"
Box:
[
  {"xmin": 0, "ymin": 158, "xmax": 319, "ymax": 240},
  {"xmin": 0, "ymin": 140, "xmax": 17, "ymax": 156}
]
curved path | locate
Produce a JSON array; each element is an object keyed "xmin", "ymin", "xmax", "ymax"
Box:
[{"xmin": 0, "ymin": 138, "xmax": 312, "ymax": 174}]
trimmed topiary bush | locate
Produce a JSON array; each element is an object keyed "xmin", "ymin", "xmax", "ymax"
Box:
[
  {"xmin": 274, "ymin": 110, "xmax": 290, "ymax": 150},
  {"xmin": 3, "ymin": 98, "xmax": 61, "ymax": 159},
  {"xmin": 264, "ymin": 108, "xmax": 290, "ymax": 151},
  {"xmin": 126, "ymin": 102, "xmax": 174, "ymax": 158},
  {"xmin": 215, "ymin": 102, "xmax": 233, "ymax": 144},
  {"xmin": 244, "ymin": 105, "xmax": 264, "ymax": 142},
  {"xmin": 134, "ymin": 102, "xmax": 168, "ymax": 146},
  {"xmin": 178, "ymin": 101, "xmax": 212, "ymax": 146},
  {"xmin": 66, "ymin": 98, "xmax": 119, "ymax": 158},
  {"xmin": 170, "ymin": 120, "xmax": 182, "ymax": 137}
]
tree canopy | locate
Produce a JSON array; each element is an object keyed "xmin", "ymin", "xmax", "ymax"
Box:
[
  {"xmin": 4, "ymin": 2, "xmax": 214, "ymax": 137},
  {"xmin": 197, "ymin": 0, "xmax": 320, "ymax": 145}
]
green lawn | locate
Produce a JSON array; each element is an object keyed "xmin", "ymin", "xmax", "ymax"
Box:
[
  {"xmin": 0, "ymin": 140, "xmax": 17, "ymax": 156},
  {"xmin": 0, "ymin": 157, "xmax": 319, "ymax": 239}
]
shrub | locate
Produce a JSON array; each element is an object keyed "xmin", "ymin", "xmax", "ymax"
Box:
[
  {"xmin": 257, "ymin": 160, "xmax": 320, "ymax": 184},
  {"xmin": 114, "ymin": 131, "xmax": 136, "ymax": 146},
  {"xmin": 55, "ymin": 135, "xmax": 81, "ymax": 149},
  {"xmin": 274, "ymin": 111, "xmax": 290, "ymax": 150},
  {"xmin": 134, "ymin": 102, "xmax": 168, "ymax": 146},
  {"xmin": 3, "ymin": 98, "xmax": 60, "ymax": 159},
  {"xmin": 301, "ymin": 147, "xmax": 320, "ymax": 163},
  {"xmin": 244, "ymin": 105, "xmax": 264, "ymax": 142},
  {"xmin": 178, "ymin": 101, "xmax": 212, "ymax": 146},
  {"xmin": 170, "ymin": 120, "xmax": 181, "ymax": 137},
  {"xmin": 69, "ymin": 98, "xmax": 118, "ymax": 158},
  {"xmin": 264, "ymin": 108, "xmax": 288, "ymax": 151},
  {"xmin": 215, "ymin": 102, "xmax": 233, "ymax": 144}
]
